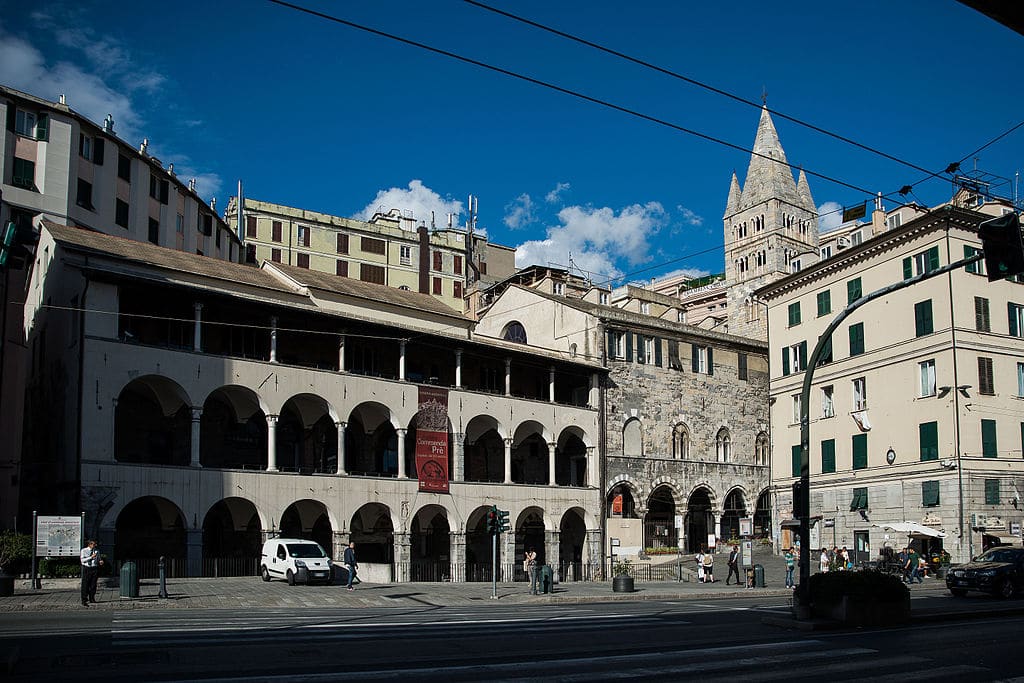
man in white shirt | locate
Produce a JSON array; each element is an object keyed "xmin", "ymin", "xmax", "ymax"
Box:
[{"xmin": 80, "ymin": 540, "xmax": 99, "ymax": 606}]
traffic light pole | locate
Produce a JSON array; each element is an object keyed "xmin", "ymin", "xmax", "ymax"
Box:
[
  {"xmin": 491, "ymin": 532, "xmax": 497, "ymax": 599},
  {"xmin": 794, "ymin": 252, "xmax": 982, "ymax": 615}
]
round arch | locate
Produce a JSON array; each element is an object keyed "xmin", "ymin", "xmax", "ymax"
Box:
[
  {"xmin": 200, "ymin": 385, "xmax": 268, "ymax": 469},
  {"xmin": 115, "ymin": 496, "xmax": 187, "ymax": 565},
  {"xmin": 280, "ymin": 499, "xmax": 335, "ymax": 559},
  {"xmin": 644, "ymin": 484, "xmax": 679, "ymax": 550},
  {"xmin": 512, "ymin": 421, "xmax": 550, "ymax": 485},
  {"xmin": 350, "ymin": 502, "xmax": 393, "ymax": 564},
  {"xmin": 346, "ymin": 402, "xmax": 398, "ymax": 477},
  {"xmin": 558, "ymin": 508, "xmax": 587, "ymax": 582},
  {"xmin": 555, "ymin": 426, "xmax": 588, "ymax": 486},
  {"xmin": 277, "ymin": 394, "xmax": 339, "ymax": 474},
  {"xmin": 607, "ymin": 479, "xmax": 640, "ymax": 519},
  {"xmin": 720, "ymin": 487, "xmax": 748, "ymax": 542},
  {"xmin": 202, "ymin": 497, "xmax": 263, "ymax": 568},
  {"xmin": 686, "ymin": 486, "xmax": 716, "ymax": 552},
  {"xmin": 465, "ymin": 505, "xmax": 500, "ymax": 582},
  {"xmin": 115, "ymin": 375, "xmax": 192, "ymax": 466},
  {"xmin": 754, "ymin": 489, "xmax": 771, "ymax": 539},
  {"xmin": 409, "ymin": 504, "xmax": 451, "ymax": 581},
  {"xmin": 464, "ymin": 415, "xmax": 505, "ymax": 483},
  {"xmin": 516, "ymin": 506, "xmax": 547, "ymax": 568}
]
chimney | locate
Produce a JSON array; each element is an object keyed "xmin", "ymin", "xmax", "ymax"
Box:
[
  {"xmin": 103, "ymin": 114, "xmax": 114, "ymax": 133},
  {"xmin": 871, "ymin": 192, "xmax": 886, "ymax": 236},
  {"xmin": 140, "ymin": 138, "xmax": 149, "ymax": 155}
]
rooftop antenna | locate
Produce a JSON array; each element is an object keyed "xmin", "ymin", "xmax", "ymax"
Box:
[{"xmin": 431, "ymin": 211, "xmax": 435, "ymax": 230}]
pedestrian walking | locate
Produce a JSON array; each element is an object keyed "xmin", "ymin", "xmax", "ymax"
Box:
[
  {"xmin": 343, "ymin": 541, "xmax": 358, "ymax": 591},
  {"xmin": 726, "ymin": 545, "xmax": 741, "ymax": 585},
  {"xmin": 702, "ymin": 548, "xmax": 714, "ymax": 583},
  {"xmin": 905, "ymin": 547, "xmax": 923, "ymax": 584},
  {"xmin": 783, "ymin": 547, "xmax": 796, "ymax": 588},
  {"xmin": 695, "ymin": 548, "xmax": 706, "ymax": 583},
  {"xmin": 819, "ymin": 548, "xmax": 830, "ymax": 574},
  {"xmin": 524, "ymin": 548, "xmax": 538, "ymax": 594},
  {"xmin": 80, "ymin": 539, "xmax": 100, "ymax": 606}
]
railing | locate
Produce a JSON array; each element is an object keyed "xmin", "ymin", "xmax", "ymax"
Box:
[
  {"xmin": 117, "ymin": 557, "xmax": 258, "ymax": 579},
  {"xmin": 201, "ymin": 557, "xmax": 259, "ymax": 577}
]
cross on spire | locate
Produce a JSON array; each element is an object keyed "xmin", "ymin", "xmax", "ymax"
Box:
[{"xmin": 761, "ymin": 86, "xmax": 768, "ymax": 106}]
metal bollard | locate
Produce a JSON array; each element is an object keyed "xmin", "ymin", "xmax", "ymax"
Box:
[{"xmin": 158, "ymin": 556, "xmax": 169, "ymax": 599}]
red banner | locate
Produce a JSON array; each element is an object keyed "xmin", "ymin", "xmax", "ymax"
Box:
[
  {"xmin": 415, "ymin": 386, "xmax": 450, "ymax": 493},
  {"xmin": 612, "ymin": 494, "xmax": 623, "ymax": 515}
]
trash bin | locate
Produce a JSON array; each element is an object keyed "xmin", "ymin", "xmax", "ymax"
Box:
[
  {"xmin": 540, "ymin": 565, "xmax": 553, "ymax": 594},
  {"xmin": 119, "ymin": 561, "xmax": 139, "ymax": 598},
  {"xmin": 753, "ymin": 564, "xmax": 765, "ymax": 588}
]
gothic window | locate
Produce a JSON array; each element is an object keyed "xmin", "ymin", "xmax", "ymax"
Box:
[
  {"xmin": 716, "ymin": 428, "xmax": 732, "ymax": 462},
  {"xmin": 623, "ymin": 418, "xmax": 643, "ymax": 456},
  {"xmin": 672, "ymin": 423, "xmax": 690, "ymax": 459},
  {"xmin": 755, "ymin": 432, "xmax": 769, "ymax": 466},
  {"xmin": 502, "ymin": 321, "xmax": 527, "ymax": 344}
]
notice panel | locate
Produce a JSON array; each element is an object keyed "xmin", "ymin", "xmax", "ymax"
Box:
[
  {"xmin": 415, "ymin": 386, "xmax": 450, "ymax": 493},
  {"xmin": 36, "ymin": 516, "xmax": 82, "ymax": 557}
]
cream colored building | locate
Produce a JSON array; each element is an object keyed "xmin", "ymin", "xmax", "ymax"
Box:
[
  {"xmin": 226, "ymin": 197, "xmax": 516, "ymax": 315},
  {"xmin": 21, "ymin": 221, "xmax": 603, "ymax": 582},
  {"xmin": 759, "ymin": 206, "xmax": 1024, "ymax": 564}
]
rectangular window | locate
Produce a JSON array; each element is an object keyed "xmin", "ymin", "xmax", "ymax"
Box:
[
  {"xmin": 692, "ymin": 345, "xmax": 714, "ymax": 375},
  {"xmin": 245, "ymin": 215, "xmax": 257, "ymax": 238},
  {"xmin": 12, "ymin": 157, "xmax": 36, "ymax": 190},
  {"xmin": 271, "ymin": 248, "xmax": 281, "ymax": 263},
  {"xmin": 821, "ymin": 385, "xmax": 835, "ymax": 418},
  {"xmin": 432, "ymin": 277, "xmax": 442, "ymax": 295},
  {"xmin": 847, "ymin": 277, "xmax": 862, "ymax": 305},
  {"xmin": 399, "ymin": 245, "xmax": 412, "ymax": 265},
  {"xmin": 640, "ymin": 301, "xmax": 650, "ymax": 315},
  {"xmin": 362, "ymin": 237, "xmax": 386, "ymax": 255},
  {"xmin": 200, "ymin": 214, "xmax": 213, "ymax": 236},
  {"xmin": 791, "ymin": 445, "xmax": 801, "ymax": 478},
  {"xmin": 1018, "ymin": 362, "xmax": 1024, "ymax": 398},
  {"xmin": 599, "ymin": 293, "xmax": 609, "ymax": 305},
  {"xmin": 245, "ymin": 244, "xmax": 257, "ymax": 264},
  {"xmin": 1009, "ymin": 303, "xmax": 1024, "ymax": 337},
  {"xmin": 849, "ymin": 322, "xmax": 864, "ymax": 356},
  {"xmin": 76, "ymin": 179, "xmax": 94, "ymax": 211},
  {"xmin": 297, "ymin": 225, "xmax": 310, "ymax": 247},
  {"xmin": 817, "ymin": 290, "xmax": 831, "ymax": 317},
  {"xmin": 922, "ymin": 481, "xmax": 940, "ymax": 507},
  {"xmin": 904, "ymin": 245, "xmax": 940, "ymax": 279},
  {"xmin": 360, "ymin": 263, "xmax": 385, "ymax": 285},
  {"xmin": 821, "ymin": 439, "xmax": 836, "ymax": 474},
  {"xmin": 453, "ymin": 254, "xmax": 462, "ymax": 275},
  {"xmin": 852, "ymin": 433, "xmax": 867, "ymax": 470},
  {"xmin": 159, "ymin": 179, "xmax": 169, "ymax": 204},
  {"xmin": 821, "ymin": 245, "xmax": 832, "ymax": 259},
  {"xmin": 176, "ymin": 213, "xmax": 185, "ymax": 235},
  {"xmin": 920, "ymin": 359, "xmax": 936, "ymax": 397},
  {"xmin": 149, "ymin": 174, "xmax": 158, "ymax": 199},
  {"xmin": 643, "ymin": 336, "xmax": 655, "ymax": 364},
  {"xmin": 791, "ymin": 394, "xmax": 801, "ymax": 424},
  {"xmin": 982, "ymin": 419, "xmax": 998, "ymax": 457},
  {"xmin": 914, "ymin": 300, "xmax": 934, "ymax": 337},
  {"xmin": 886, "ymin": 213, "xmax": 903, "ymax": 230},
  {"xmin": 118, "ymin": 153, "xmax": 131, "ymax": 181},
  {"xmin": 975, "ymin": 297, "xmax": 991, "ymax": 332},
  {"xmin": 79, "ymin": 133, "xmax": 92, "ymax": 161},
  {"xmin": 14, "ymin": 109, "xmax": 37, "ymax": 137},
  {"xmin": 781, "ymin": 341, "xmax": 807, "ymax": 376},
  {"xmin": 610, "ymin": 331, "xmax": 625, "ymax": 359},
  {"xmin": 853, "ymin": 377, "xmax": 867, "ymax": 411},
  {"xmin": 272, "ymin": 221, "xmax": 282, "ymax": 242},
  {"xmin": 850, "ymin": 487, "xmax": 868, "ymax": 511},
  {"xmin": 554, "ymin": 282, "xmax": 566, "ymax": 296},
  {"xmin": 964, "ymin": 245, "xmax": 984, "ymax": 276},
  {"xmin": 985, "ymin": 479, "xmax": 1000, "ymax": 505},
  {"xmin": 738, "ymin": 352, "xmax": 748, "ymax": 381},
  {"xmin": 788, "ymin": 302, "xmax": 801, "ymax": 326},
  {"xmin": 115, "ymin": 199, "xmax": 129, "ymax": 228},
  {"xmin": 433, "ymin": 251, "xmax": 443, "ymax": 271},
  {"xmin": 335, "ymin": 233, "xmax": 349, "ymax": 254},
  {"xmin": 336, "ymin": 259, "xmax": 348, "ymax": 277},
  {"xmin": 919, "ymin": 421, "xmax": 939, "ymax": 461},
  {"xmin": 148, "ymin": 218, "xmax": 159, "ymax": 245},
  {"xmin": 453, "ymin": 280, "xmax": 463, "ymax": 299},
  {"xmin": 297, "ymin": 253, "xmax": 309, "ymax": 269},
  {"xmin": 978, "ymin": 356, "xmax": 994, "ymax": 395}
]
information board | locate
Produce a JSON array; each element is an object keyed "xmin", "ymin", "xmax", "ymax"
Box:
[{"xmin": 35, "ymin": 516, "xmax": 82, "ymax": 557}]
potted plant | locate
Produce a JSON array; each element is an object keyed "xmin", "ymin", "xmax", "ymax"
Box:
[
  {"xmin": 612, "ymin": 559, "xmax": 634, "ymax": 593},
  {"xmin": 0, "ymin": 531, "xmax": 32, "ymax": 596}
]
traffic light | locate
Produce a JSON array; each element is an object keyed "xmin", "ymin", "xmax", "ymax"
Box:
[
  {"xmin": 978, "ymin": 212, "xmax": 1024, "ymax": 282},
  {"xmin": 486, "ymin": 505, "xmax": 498, "ymax": 535},
  {"xmin": 497, "ymin": 509, "xmax": 510, "ymax": 533},
  {"xmin": 792, "ymin": 480, "xmax": 807, "ymax": 516},
  {"xmin": 0, "ymin": 221, "xmax": 15, "ymax": 268}
]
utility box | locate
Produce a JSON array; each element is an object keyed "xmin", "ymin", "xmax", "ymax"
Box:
[
  {"xmin": 753, "ymin": 563, "xmax": 765, "ymax": 588},
  {"xmin": 119, "ymin": 561, "xmax": 139, "ymax": 598}
]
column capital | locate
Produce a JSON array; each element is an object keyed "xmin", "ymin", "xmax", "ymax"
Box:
[
  {"xmin": 505, "ymin": 357, "xmax": 512, "ymax": 367},
  {"xmin": 335, "ymin": 420, "xmax": 347, "ymax": 429},
  {"xmin": 190, "ymin": 406, "xmax": 203, "ymax": 421},
  {"xmin": 266, "ymin": 414, "xmax": 279, "ymax": 425},
  {"xmin": 194, "ymin": 301, "xmax": 204, "ymax": 312},
  {"xmin": 504, "ymin": 437, "xmax": 514, "ymax": 447},
  {"xmin": 396, "ymin": 427, "xmax": 408, "ymax": 436}
]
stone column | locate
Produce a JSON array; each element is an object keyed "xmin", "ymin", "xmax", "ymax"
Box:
[
  {"xmin": 335, "ymin": 421, "xmax": 347, "ymax": 475},
  {"xmin": 549, "ymin": 366, "xmax": 556, "ymax": 403},
  {"xmin": 190, "ymin": 407, "xmax": 203, "ymax": 467},
  {"xmin": 186, "ymin": 528, "xmax": 203, "ymax": 577},
  {"xmin": 545, "ymin": 530, "xmax": 561, "ymax": 583},
  {"xmin": 452, "ymin": 432, "xmax": 465, "ymax": 482},
  {"xmin": 504, "ymin": 358, "xmax": 511, "ymax": 397},
  {"xmin": 109, "ymin": 398, "xmax": 118, "ymax": 462},
  {"xmin": 393, "ymin": 531, "xmax": 411, "ymax": 583},
  {"xmin": 455, "ymin": 349, "xmax": 463, "ymax": 388},
  {"xmin": 332, "ymin": 531, "xmax": 351, "ymax": 564},
  {"xmin": 399, "ymin": 341, "xmax": 407, "ymax": 381},
  {"xmin": 269, "ymin": 316, "xmax": 278, "ymax": 363},
  {"xmin": 711, "ymin": 512, "xmax": 721, "ymax": 549},
  {"xmin": 193, "ymin": 302, "xmax": 203, "ymax": 352},
  {"xmin": 503, "ymin": 437, "xmax": 513, "ymax": 484},
  {"xmin": 449, "ymin": 531, "xmax": 467, "ymax": 583},
  {"xmin": 266, "ymin": 414, "xmax": 279, "ymax": 472},
  {"xmin": 547, "ymin": 441, "xmax": 557, "ymax": 486},
  {"xmin": 589, "ymin": 373, "xmax": 599, "ymax": 408},
  {"xmin": 396, "ymin": 428, "xmax": 408, "ymax": 479},
  {"xmin": 586, "ymin": 446, "xmax": 596, "ymax": 488},
  {"xmin": 338, "ymin": 335, "xmax": 346, "ymax": 372},
  {"xmin": 586, "ymin": 528, "xmax": 603, "ymax": 580}
]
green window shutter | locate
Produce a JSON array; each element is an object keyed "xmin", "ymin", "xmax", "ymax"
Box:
[
  {"xmin": 692, "ymin": 346, "xmax": 700, "ymax": 373},
  {"xmin": 903, "ymin": 257, "xmax": 912, "ymax": 280},
  {"xmin": 625, "ymin": 332, "xmax": 633, "ymax": 362},
  {"xmin": 852, "ymin": 433, "xmax": 867, "ymax": 470},
  {"xmin": 817, "ymin": 291, "xmax": 831, "ymax": 317},
  {"xmin": 922, "ymin": 481, "xmax": 940, "ymax": 507},
  {"xmin": 927, "ymin": 246, "xmax": 940, "ymax": 272},
  {"xmin": 965, "ymin": 245, "xmax": 980, "ymax": 274},
  {"xmin": 982, "ymin": 419, "xmax": 998, "ymax": 457},
  {"xmin": 850, "ymin": 487, "xmax": 868, "ymax": 511},
  {"xmin": 1021, "ymin": 422, "xmax": 1024, "ymax": 458},
  {"xmin": 798, "ymin": 341, "xmax": 807, "ymax": 371},
  {"xmin": 607, "ymin": 329, "xmax": 616, "ymax": 358},
  {"xmin": 817, "ymin": 336, "xmax": 833, "ymax": 365},
  {"xmin": 654, "ymin": 337, "xmax": 662, "ymax": 367},
  {"xmin": 1009, "ymin": 303, "xmax": 1020, "ymax": 337},
  {"xmin": 781, "ymin": 348, "xmax": 790, "ymax": 376},
  {"xmin": 93, "ymin": 137, "xmax": 105, "ymax": 165},
  {"xmin": 821, "ymin": 439, "xmax": 836, "ymax": 474},
  {"xmin": 919, "ymin": 421, "xmax": 938, "ymax": 461},
  {"xmin": 985, "ymin": 479, "xmax": 1000, "ymax": 505},
  {"xmin": 915, "ymin": 300, "xmax": 933, "ymax": 337},
  {"xmin": 636, "ymin": 335, "xmax": 645, "ymax": 364},
  {"xmin": 707, "ymin": 346, "xmax": 714, "ymax": 376},
  {"xmin": 792, "ymin": 445, "xmax": 801, "ymax": 477},
  {"xmin": 849, "ymin": 323, "xmax": 864, "ymax": 356},
  {"xmin": 35, "ymin": 113, "xmax": 48, "ymax": 141},
  {"xmin": 788, "ymin": 302, "xmax": 801, "ymax": 326},
  {"xmin": 847, "ymin": 278, "xmax": 862, "ymax": 304}
]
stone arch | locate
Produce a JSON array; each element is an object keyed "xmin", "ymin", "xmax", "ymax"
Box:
[
  {"xmin": 622, "ymin": 417, "xmax": 642, "ymax": 456},
  {"xmin": 405, "ymin": 412, "xmax": 454, "ymax": 485},
  {"xmin": 516, "ymin": 506, "xmax": 547, "ymax": 567},
  {"xmin": 556, "ymin": 426, "xmax": 588, "ymax": 487},
  {"xmin": 409, "ymin": 504, "xmax": 451, "ymax": 581},
  {"xmin": 280, "ymin": 499, "xmax": 335, "ymax": 559},
  {"xmin": 115, "ymin": 375, "xmax": 192, "ymax": 466},
  {"xmin": 755, "ymin": 431, "xmax": 770, "ymax": 466},
  {"xmin": 606, "ymin": 477, "xmax": 640, "ymax": 519},
  {"xmin": 644, "ymin": 484, "xmax": 680, "ymax": 550},
  {"xmin": 200, "ymin": 385, "xmax": 268, "ymax": 469},
  {"xmin": 346, "ymin": 401, "xmax": 398, "ymax": 476},
  {"xmin": 466, "ymin": 505, "xmax": 501, "ymax": 582},
  {"xmin": 464, "ymin": 415, "xmax": 505, "ymax": 483},
  {"xmin": 716, "ymin": 427, "xmax": 732, "ymax": 462},
  {"xmin": 202, "ymin": 497, "xmax": 263, "ymax": 564},
  {"xmin": 685, "ymin": 486, "xmax": 716, "ymax": 552},
  {"xmin": 672, "ymin": 422, "xmax": 690, "ymax": 459},
  {"xmin": 277, "ymin": 393, "xmax": 340, "ymax": 474},
  {"xmin": 754, "ymin": 488, "xmax": 772, "ymax": 539},
  {"xmin": 350, "ymin": 502, "xmax": 394, "ymax": 564},
  {"xmin": 720, "ymin": 487, "xmax": 748, "ymax": 542},
  {"xmin": 559, "ymin": 507, "xmax": 587, "ymax": 582},
  {"xmin": 115, "ymin": 495, "xmax": 187, "ymax": 565},
  {"xmin": 512, "ymin": 420, "xmax": 550, "ymax": 485}
]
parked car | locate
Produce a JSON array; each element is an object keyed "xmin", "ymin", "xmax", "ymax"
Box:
[
  {"xmin": 260, "ymin": 538, "xmax": 333, "ymax": 585},
  {"xmin": 946, "ymin": 547, "xmax": 1024, "ymax": 598}
]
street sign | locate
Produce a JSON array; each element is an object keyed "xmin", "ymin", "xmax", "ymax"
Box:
[{"xmin": 739, "ymin": 517, "xmax": 752, "ymax": 536}]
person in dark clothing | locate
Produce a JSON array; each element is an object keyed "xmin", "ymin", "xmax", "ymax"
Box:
[
  {"xmin": 726, "ymin": 545, "xmax": 741, "ymax": 585},
  {"xmin": 343, "ymin": 542, "xmax": 358, "ymax": 590},
  {"xmin": 79, "ymin": 540, "xmax": 101, "ymax": 606}
]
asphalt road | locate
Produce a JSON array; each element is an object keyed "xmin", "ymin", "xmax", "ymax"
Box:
[{"xmin": 2, "ymin": 593, "xmax": 1022, "ymax": 681}]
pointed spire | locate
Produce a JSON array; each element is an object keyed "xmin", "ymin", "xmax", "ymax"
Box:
[
  {"xmin": 739, "ymin": 106, "xmax": 801, "ymax": 209},
  {"xmin": 796, "ymin": 169, "xmax": 816, "ymax": 212},
  {"xmin": 724, "ymin": 172, "xmax": 742, "ymax": 218}
]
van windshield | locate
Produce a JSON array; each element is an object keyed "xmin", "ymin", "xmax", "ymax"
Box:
[{"xmin": 287, "ymin": 543, "xmax": 327, "ymax": 558}]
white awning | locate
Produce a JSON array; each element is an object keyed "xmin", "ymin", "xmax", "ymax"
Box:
[{"xmin": 872, "ymin": 522, "xmax": 945, "ymax": 538}]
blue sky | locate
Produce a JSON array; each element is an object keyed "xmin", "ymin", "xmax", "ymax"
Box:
[{"xmin": 1, "ymin": 1, "xmax": 1021, "ymax": 285}]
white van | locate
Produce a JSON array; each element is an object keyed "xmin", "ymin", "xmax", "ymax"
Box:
[{"xmin": 260, "ymin": 538, "xmax": 333, "ymax": 585}]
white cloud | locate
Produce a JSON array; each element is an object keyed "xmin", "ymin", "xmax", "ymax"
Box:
[
  {"xmin": 677, "ymin": 206, "xmax": 704, "ymax": 226},
  {"xmin": 818, "ymin": 201, "xmax": 843, "ymax": 232},
  {"xmin": 503, "ymin": 193, "xmax": 535, "ymax": 230},
  {"xmin": 353, "ymin": 180, "xmax": 464, "ymax": 227},
  {"xmin": 545, "ymin": 182, "xmax": 570, "ymax": 203},
  {"xmin": 515, "ymin": 202, "xmax": 667, "ymax": 280}
]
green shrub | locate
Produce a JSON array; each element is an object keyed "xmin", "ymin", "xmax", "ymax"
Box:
[
  {"xmin": 612, "ymin": 559, "xmax": 633, "ymax": 577},
  {"xmin": 39, "ymin": 558, "xmax": 82, "ymax": 578},
  {"xmin": 808, "ymin": 569, "xmax": 908, "ymax": 606},
  {"xmin": 0, "ymin": 531, "xmax": 32, "ymax": 574}
]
